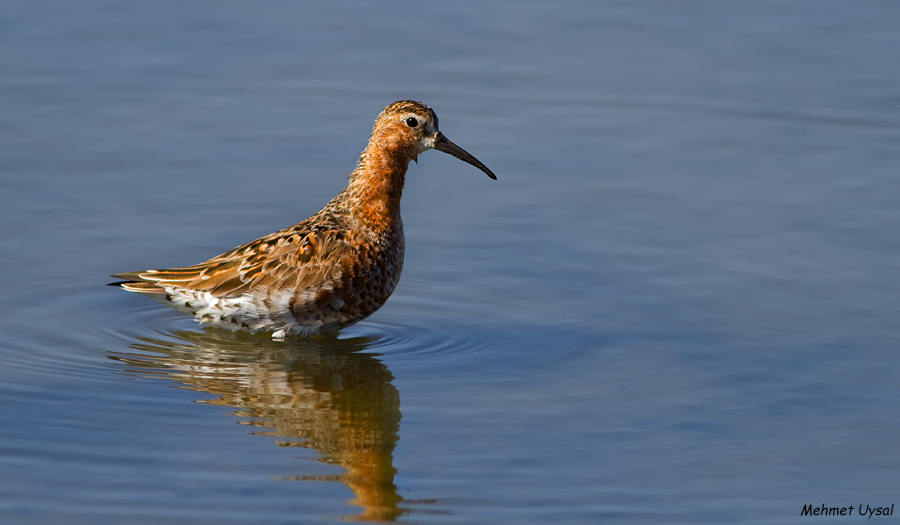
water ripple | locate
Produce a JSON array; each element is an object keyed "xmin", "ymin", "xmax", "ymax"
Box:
[{"xmin": 341, "ymin": 317, "xmax": 502, "ymax": 365}]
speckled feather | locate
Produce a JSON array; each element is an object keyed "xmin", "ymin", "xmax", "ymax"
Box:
[{"xmin": 111, "ymin": 101, "xmax": 495, "ymax": 338}]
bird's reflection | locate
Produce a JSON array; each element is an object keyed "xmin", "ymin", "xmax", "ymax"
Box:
[{"xmin": 110, "ymin": 328, "xmax": 407, "ymax": 521}]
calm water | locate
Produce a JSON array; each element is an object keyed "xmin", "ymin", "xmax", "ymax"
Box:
[{"xmin": 2, "ymin": 1, "xmax": 899, "ymax": 523}]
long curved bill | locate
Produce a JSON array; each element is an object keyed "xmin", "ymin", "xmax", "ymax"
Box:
[{"xmin": 433, "ymin": 132, "xmax": 497, "ymax": 180}]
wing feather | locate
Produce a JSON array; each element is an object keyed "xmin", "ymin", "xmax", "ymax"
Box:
[{"xmin": 111, "ymin": 213, "xmax": 358, "ymax": 299}]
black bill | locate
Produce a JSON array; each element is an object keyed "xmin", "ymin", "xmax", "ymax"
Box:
[{"xmin": 433, "ymin": 132, "xmax": 497, "ymax": 180}]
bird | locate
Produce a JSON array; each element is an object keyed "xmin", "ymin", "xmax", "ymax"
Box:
[{"xmin": 111, "ymin": 100, "xmax": 496, "ymax": 339}]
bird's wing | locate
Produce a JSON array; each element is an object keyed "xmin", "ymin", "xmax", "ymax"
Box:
[{"xmin": 112, "ymin": 218, "xmax": 358, "ymax": 298}]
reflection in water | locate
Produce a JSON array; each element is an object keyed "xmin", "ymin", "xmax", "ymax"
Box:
[{"xmin": 110, "ymin": 329, "xmax": 409, "ymax": 521}]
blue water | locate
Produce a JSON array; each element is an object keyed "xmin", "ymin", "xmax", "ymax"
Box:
[{"xmin": 2, "ymin": 1, "xmax": 899, "ymax": 523}]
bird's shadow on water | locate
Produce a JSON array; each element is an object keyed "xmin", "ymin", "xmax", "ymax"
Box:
[{"xmin": 108, "ymin": 327, "xmax": 447, "ymax": 522}]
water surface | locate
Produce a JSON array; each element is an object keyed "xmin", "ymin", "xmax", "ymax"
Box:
[{"xmin": 2, "ymin": 1, "xmax": 899, "ymax": 523}]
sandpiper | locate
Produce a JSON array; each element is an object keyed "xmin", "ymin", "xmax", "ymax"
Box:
[{"xmin": 111, "ymin": 100, "xmax": 496, "ymax": 338}]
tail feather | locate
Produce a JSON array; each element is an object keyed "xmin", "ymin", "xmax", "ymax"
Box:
[
  {"xmin": 109, "ymin": 271, "xmax": 144, "ymax": 281},
  {"xmin": 108, "ymin": 271, "xmax": 167, "ymax": 295}
]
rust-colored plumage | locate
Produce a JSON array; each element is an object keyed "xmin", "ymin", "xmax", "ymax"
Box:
[{"xmin": 111, "ymin": 101, "xmax": 495, "ymax": 338}]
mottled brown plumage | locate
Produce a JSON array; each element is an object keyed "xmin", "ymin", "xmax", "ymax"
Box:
[{"xmin": 111, "ymin": 101, "xmax": 495, "ymax": 338}]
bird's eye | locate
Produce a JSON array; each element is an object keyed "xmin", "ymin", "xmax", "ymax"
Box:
[{"xmin": 405, "ymin": 117, "xmax": 419, "ymax": 127}]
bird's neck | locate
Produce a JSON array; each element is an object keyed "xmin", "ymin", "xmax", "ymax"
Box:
[{"xmin": 345, "ymin": 143, "xmax": 409, "ymax": 234}]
